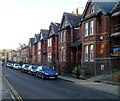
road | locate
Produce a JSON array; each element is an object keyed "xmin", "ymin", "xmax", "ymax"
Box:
[{"xmin": 2, "ymin": 65, "xmax": 118, "ymax": 100}]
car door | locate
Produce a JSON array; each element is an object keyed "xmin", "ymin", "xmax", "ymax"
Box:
[
  {"xmin": 38, "ymin": 66, "xmax": 42, "ymax": 77},
  {"xmin": 28, "ymin": 66, "xmax": 32, "ymax": 74}
]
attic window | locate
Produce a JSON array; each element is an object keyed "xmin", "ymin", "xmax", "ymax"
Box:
[
  {"xmin": 90, "ymin": 5, "xmax": 95, "ymax": 14},
  {"xmin": 64, "ymin": 19, "xmax": 69, "ymax": 27}
]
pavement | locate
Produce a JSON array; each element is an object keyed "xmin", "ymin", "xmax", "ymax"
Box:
[
  {"xmin": 1, "ymin": 73, "xmax": 14, "ymax": 101},
  {"xmin": 1, "ymin": 73, "xmax": 120, "ymax": 100},
  {"xmin": 59, "ymin": 75, "xmax": 120, "ymax": 97}
]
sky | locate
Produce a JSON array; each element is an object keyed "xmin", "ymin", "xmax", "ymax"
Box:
[{"xmin": 0, "ymin": 0, "xmax": 87, "ymax": 50}]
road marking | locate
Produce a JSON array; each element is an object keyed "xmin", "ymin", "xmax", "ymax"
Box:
[{"xmin": 2, "ymin": 74, "xmax": 23, "ymax": 101}]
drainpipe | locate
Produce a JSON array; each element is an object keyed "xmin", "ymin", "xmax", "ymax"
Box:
[
  {"xmin": 108, "ymin": 14, "xmax": 113, "ymax": 81},
  {"xmin": 94, "ymin": 18, "xmax": 97, "ymax": 76}
]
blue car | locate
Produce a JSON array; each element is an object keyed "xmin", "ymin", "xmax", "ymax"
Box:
[{"xmin": 36, "ymin": 66, "xmax": 58, "ymax": 80}]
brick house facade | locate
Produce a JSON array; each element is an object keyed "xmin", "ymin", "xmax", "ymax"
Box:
[
  {"xmin": 33, "ymin": 34, "xmax": 40, "ymax": 64},
  {"xmin": 28, "ymin": 38, "xmax": 34, "ymax": 63},
  {"xmin": 58, "ymin": 12, "xmax": 82, "ymax": 74},
  {"xmin": 110, "ymin": 1, "xmax": 120, "ymax": 71},
  {"xmin": 80, "ymin": 1, "xmax": 119, "ymax": 76},
  {"xmin": 14, "ymin": 1, "xmax": 120, "ymax": 77},
  {"xmin": 47, "ymin": 22, "xmax": 60, "ymax": 71},
  {"xmin": 40, "ymin": 29, "xmax": 49, "ymax": 65}
]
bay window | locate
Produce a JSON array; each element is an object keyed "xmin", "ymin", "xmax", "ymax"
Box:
[
  {"xmin": 48, "ymin": 53, "xmax": 52, "ymax": 62},
  {"xmin": 90, "ymin": 45, "xmax": 94, "ymax": 61},
  {"xmin": 84, "ymin": 22, "xmax": 88, "ymax": 36},
  {"xmin": 84, "ymin": 45, "xmax": 88, "ymax": 61},
  {"xmin": 48, "ymin": 38, "xmax": 52, "ymax": 47},
  {"xmin": 90, "ymin": 20, "xmax": 94, "ymax": 35}
]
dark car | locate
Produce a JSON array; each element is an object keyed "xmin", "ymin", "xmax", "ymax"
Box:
[
  {"xmin": 21, "ymin": 64, "xmax": 30, "ymax": 73},
  {"xmin": 27, "ymin": 65, "xmax": 38, "ymax": 75},
  {"xmin": 36, "ymin": 66, "xmax": 58, "ymax": 80}
]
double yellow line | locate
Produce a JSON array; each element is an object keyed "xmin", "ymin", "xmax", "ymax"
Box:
[{"xmin": 2, "ymin": 74, "xmax": 23, "ymax": 101}]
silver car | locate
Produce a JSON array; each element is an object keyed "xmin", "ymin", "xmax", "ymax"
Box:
[
  {"xmin": 21, "ymin": 64, "xmax": 30, "ymax": 73},
  {"xmin": 27, "ymin": 65, "xmax": 38, "ymax": 75},
  {"xmin": 13, "ymin": 64, "xmax": 21, "ymax": 70}
]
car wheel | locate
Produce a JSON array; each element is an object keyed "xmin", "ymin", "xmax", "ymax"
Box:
[
  {"xmin": 36, "ymin": 73, "xmax": 38, "ymax": 78},
  {"xmin": 41, "ymin": 75, "xmax": 45, "ymax": 80},
  {"xmin": 27, "ymin": 71, "xmax": 30, "ymax": 75}
]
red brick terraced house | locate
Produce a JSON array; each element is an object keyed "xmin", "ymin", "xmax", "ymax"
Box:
[
  {"xmin": 58, "ymin": 12, "xmax": 82, "ymax": 74},
  {"xmin": 110, "ymin": 1, "xmax": 120, "ymax": 71},
  {"xmin": 40, "ymin": 29, "xmax": 49, "ymax": 65},
  {"xmin": 28, "ymin": 38, "xmax": 34, "ymax": 64},
  {"xmin": 37, "ymin": 36, "xmax": 41, "ymax": 64},
  {"xmin": 33, "ymin": 34, "xmax": 40, "ymax": 64},
  {"xmin": 80, "ymin": 1, "xmax": 119, "ymax": 76},
  {"xmin": 47, "ymin": 22, "xmax": 60, "ymax": 71},
  {"xmin": 21, "ymin": 45, "xmax": 29, "ymax": 63}
]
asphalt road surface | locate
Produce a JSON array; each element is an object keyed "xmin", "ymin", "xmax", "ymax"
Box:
[{"xmin": 2, "ymin": 65, "xmax": 118, "ymax": 100}]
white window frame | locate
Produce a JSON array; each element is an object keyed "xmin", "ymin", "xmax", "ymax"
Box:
[
  {"xmin": 48, "ymin": 38, "xmax": 52, "ymax": 47},
  {"xmin": 90, "ymin": 45, "xmax": 94, "ymax": 61},
  {"xmin": 38, "ymin": 42, "xmax": 41, "ymax": 50},
  {"xmin": 48, "ymin": 53, "xmax": 52, "ymax": 62},
  {"xmin": 84, "ymin": 45, "xmax": 88, "ymax": 61},
  {"xmin": 90, "ymin": 20, "xmax": 94, "ymax": 35},
  {"xmin": 84, "ymin": 22, "xmax": 88, "ymax": 36},
  {"xmin": 63, "ymin": 31, "xmax": 66, "ymax": 42},
  {"xmin": 59, "ymin": 32, "xmax": 62, "ymax": 43},
  {"xmin": 64, "ymin": 19, "xmax": 69, "ymax": 27},
  {"xmin": 38, "ymin": 55, "xmax": 41, "ymax": 62}
]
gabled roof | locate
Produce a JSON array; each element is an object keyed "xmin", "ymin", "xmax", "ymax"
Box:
[
  {"xmin": 81, "ymin": 1, "xmax": 118, "ymax": 20},
  {"xmin": 29, "ymin": 38, "xmax": 34, "ymax": 46},
  {"xmin": 40, "ymin": 29, "xmax": 49, "ymax": 40},
  {"xmin": 34, "ymin": 34, "xmax": 40, "ymax": 43},
  {"xmin": 94, "ymin": 2, "xmax": 117, "ymax": 14},
  {"xmin": 51, "ymin": 22, "xmax": 60, "ymax": 34},
  {"xmin": 48, "ymin": 22, "xmax": 60, "ymax": 37},
  {"xmin": 59, "ymin": 12, "xmax": 82, "ymax": 30},
  {"xmin": 111, "ymin": 1, "xmax": 120, "ymax": 13}
]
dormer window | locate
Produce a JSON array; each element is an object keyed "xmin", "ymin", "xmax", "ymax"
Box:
[{"xmin": 91, "ymin": 5, "xmax": 95, "ymax": 14}]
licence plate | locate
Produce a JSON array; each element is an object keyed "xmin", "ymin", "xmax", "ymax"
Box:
[{"xmin": 49, "ymin": 77, "xmax": 55, "ymax": 79}]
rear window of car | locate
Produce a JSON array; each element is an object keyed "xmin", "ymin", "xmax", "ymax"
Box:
[
  {"xmin": 25, "ymin": 64, "xmax": 30, "ymax": 67},
  {"xmin": 15, "ymin": 64, "xmax": 20, "ymax": 66}
]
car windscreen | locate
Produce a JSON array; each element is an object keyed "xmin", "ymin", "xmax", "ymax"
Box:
[
  {"xmin": 15, "ymin": 64, "xmax": 20, "ymax": 66},
  {"xmin": 25, "ymin": 64, "xmax": 30, "ymax": 67},
  {"xmin": 42, "ymin": 66, "xmax": 52, "ymax": 71},
  {"xmin": 32, "ymin": 66, "xmax": 38, "ymax": 69}
]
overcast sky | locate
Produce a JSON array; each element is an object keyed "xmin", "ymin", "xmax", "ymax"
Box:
[{"xmin": 0, "ymin": 0, "xmax": 87, "ymax": 50}]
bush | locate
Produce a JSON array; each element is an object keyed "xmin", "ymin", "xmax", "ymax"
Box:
[{"xmin": 72, "ymin": 65, "xmax": 81, "ymax": 74}]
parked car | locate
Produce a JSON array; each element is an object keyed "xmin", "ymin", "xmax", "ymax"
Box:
[
  {"xmin": 6, "ymin": 63, "xmax": 13, "ymax": 67},
  {"xmin": 21, "ymin": 64, "xmax": 30, "ymax": 73},
  {"xmin": 27, "ymin": 65, "xmax": 39, "ymax": 75},
  {"xmin": 13, "ymin": 64, "xmax": 21, "ymax": 70},
  {"xmin": 7, "ymin": 63, "xmax": 14, "ymax": 68},
  {"xmin": 36, "ymin": 66, "xmax": 58, "ymax": 80}
]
